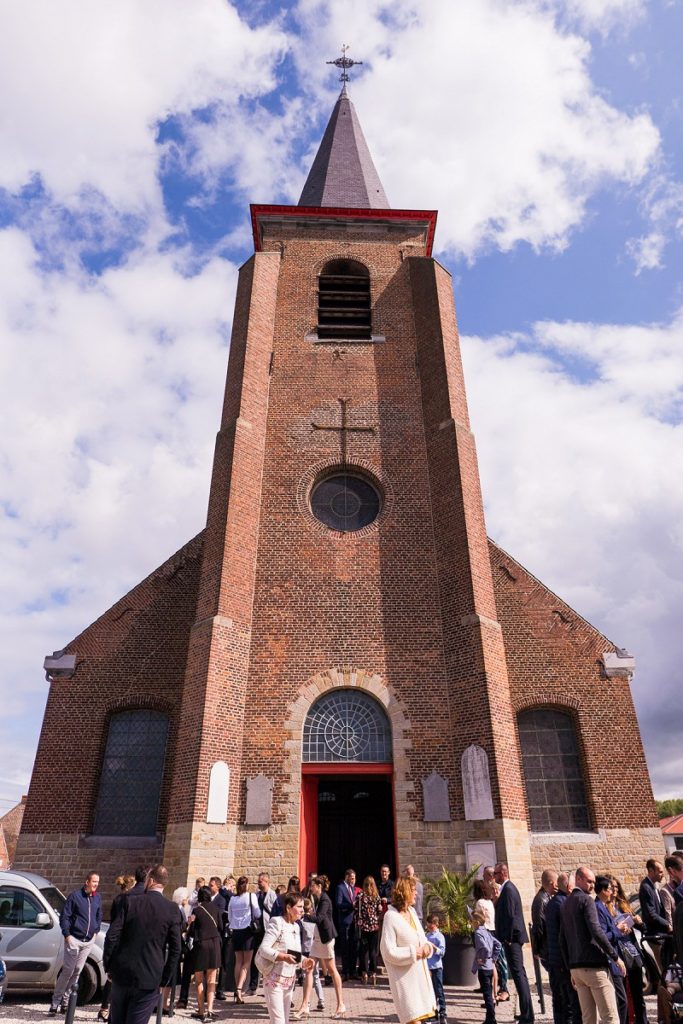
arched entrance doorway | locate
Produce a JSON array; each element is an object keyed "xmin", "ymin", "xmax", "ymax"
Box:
[{"xmin": 299, "ymin": 689, "xmax": 396, "ymax": 887}]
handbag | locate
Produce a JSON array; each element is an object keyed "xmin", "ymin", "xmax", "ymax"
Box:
[
  {"xmin": 619, "ymin": 938, "xmax": 642, "ymax": 970},
  {"xmin": 255, "ymin": 918, "xmax": 283, "ymax": 976},
  {"xmin": 249, "ymin": 893, "xmax": 262, "ymax": 936}
]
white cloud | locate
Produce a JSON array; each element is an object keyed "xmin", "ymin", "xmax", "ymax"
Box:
[
  {"xmin": 552, "ymin": 0, "xmax": 645, "ymax": 33},
  {"xmin": 627, "ymin": 173, "xmax": 683, "ymax": 273},
  {"xmin": 462, "ymin": 312, "xmax": 683, "ymax": 793},
  {"xmin": 0, "ymin": 0, "xmax": 288, "ymax": 212},
  {"xmin": 293, "ymin": 0, "xmax": 660, "ymax": 258},
  {"xmin": 627, "ymin": 231, "xmax": 666, "ymax": 272},
  {"xmin": 0, "ymin": 227, "xmax": 237, "ymax": 781}
]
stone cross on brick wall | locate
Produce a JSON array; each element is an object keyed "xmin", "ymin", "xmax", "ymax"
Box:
[{"xmin": 312, "ymin": 398, "xmax": 375, "ymax": 463}]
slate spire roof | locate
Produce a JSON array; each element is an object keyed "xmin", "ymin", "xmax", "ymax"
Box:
[{"xmin": 299, "ymin": 86, "xmax": 390, "ymax": 209}]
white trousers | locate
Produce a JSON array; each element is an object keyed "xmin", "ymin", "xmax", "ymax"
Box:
[{"xmin": 263, "ymin": 973, "xmax": 296, "ymax": 1024}]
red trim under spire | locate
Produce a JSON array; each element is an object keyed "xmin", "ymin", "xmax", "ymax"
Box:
[{"xmin": 250, "ymin": 204, "xmax": 438, "ymax": 258}]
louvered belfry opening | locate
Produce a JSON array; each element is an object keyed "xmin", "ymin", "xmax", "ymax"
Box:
[{"xmin": 317, "ymin": 259, "xmax": 371, "ymax": 339}]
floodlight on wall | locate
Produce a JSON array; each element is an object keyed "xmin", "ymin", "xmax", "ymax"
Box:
[
  {"xmin": 44, "ymin": 649, "xmax": 77, "ymax": 681},
  {"xmin": 601, "ymin": 648, "xmax": 636, "ymax": 680}
]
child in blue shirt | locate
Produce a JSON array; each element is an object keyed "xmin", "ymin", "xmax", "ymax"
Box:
[
  {"xmin": 471, "ymin": 909, "xmax": 501, "ymax": 1024},
  {"xmin": 426, "ymin": 913, "xmax": 447, "ymax": 1022}
]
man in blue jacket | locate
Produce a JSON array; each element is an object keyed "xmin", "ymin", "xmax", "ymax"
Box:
[{"xmin": 50, "ymin": 872, "xmax": 102, "ymax": 1013}]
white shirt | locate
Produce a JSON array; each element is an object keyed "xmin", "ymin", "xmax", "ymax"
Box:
[
  {"xmin": 228, "ymin": 891, "xmax": 261, "ymax": 930},
  {"xmin": 475, "ymin": 898, "xmax": 496, "ymax": 930}
]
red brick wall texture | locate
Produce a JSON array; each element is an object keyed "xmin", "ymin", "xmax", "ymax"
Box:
[{"xmin": 17, "ymin": 218, "xmax": 660, "ymax": 897}]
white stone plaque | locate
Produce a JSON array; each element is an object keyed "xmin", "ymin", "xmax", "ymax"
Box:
[
  {"xmin": 465, "ymin": 841, "xmax": 497, "ymax": 877},
  {"xmin": 462, "ymin": 744, "xmax": 494, "ymax": 820},
  {"xmin": 422, "ymin": 771, "xmax": 451, "ymax": 821},
  {"xmin": 245, "ymin": 774, "xmax": 274, "ymax": 825},
  {"xmin": 206, "ymin": 761, "xmax": 230, "ymax": 824}
]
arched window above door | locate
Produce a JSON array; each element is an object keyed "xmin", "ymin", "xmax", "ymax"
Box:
[
  {"xmin": 518, "ymin": 707, "xmax": 590, "ymax": 832},
  {"xmin": 303, "ymin": 689, "xmax": 391, "ymax": 763}
]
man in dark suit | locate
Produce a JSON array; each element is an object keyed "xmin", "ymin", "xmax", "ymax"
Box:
[
  {"xmin": 639, "ymin": 859, "xmax": 672, "ymax": 970},
  {"xmin": 494, "ymin": 862, "xmax": 534, "ymax": 1024},
  {"xmin": 104, "ymin": 864, "xmax": 181, "ymax": 1024},
  {"xmin": 335, "ymin": 868, "xmax": 361, "ymax": 981}
]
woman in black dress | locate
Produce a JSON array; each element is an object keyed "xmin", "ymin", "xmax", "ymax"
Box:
[{"xmin": 188, "ymin": 886, "xmax": 222, "ymax": 1022}]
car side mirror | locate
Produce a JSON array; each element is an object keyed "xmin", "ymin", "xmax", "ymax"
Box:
[{"xmin": 35, "ymin": 912, "xmax": 52, "ymax": 927}]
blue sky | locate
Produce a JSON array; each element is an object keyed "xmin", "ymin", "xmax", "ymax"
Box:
[{"xmin": 0, "ymin": 0, "xmax": 682, "ymax": 819}]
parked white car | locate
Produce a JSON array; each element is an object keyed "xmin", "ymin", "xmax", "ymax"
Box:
[{"xmin": 0, "ymin": 870, "xmax": 108, "ymax": 1002}]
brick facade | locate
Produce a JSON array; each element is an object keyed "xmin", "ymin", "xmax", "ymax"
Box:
[{"xmin": 16, "ymin": 165, "xmax": 661, "ymax": 914}]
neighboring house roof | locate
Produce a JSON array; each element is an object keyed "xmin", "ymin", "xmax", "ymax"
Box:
[
  {"xmin": 0, "ymin": 795, "xmax": 27, "ymax": 865},
  {"xmin": 298, "ymin": 86, "xmax": 390, "ymax": 209},
  {"xmin": 660, "ymin": 813, "xmax": 683, "ymax": 834}
]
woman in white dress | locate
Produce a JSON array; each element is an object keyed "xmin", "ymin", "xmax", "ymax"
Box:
[
  {"xmin": 256, "ymin": 892, "xmax": 314, "ymax": 1024},
  {"xmin": 380, "ymin": 877, "xmax": 436, "ymax": 1024}
]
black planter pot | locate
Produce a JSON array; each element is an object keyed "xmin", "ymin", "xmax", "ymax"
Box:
[{"xmin": 442, "ymin": 934, "xmax": 476, "ymax": 987}]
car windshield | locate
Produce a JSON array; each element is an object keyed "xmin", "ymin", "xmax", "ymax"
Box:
[{"xmin": 40, "ymin": 886, "xmax": 66, "ymax": 914}]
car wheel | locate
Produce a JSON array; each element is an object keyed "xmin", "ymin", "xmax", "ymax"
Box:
[{"xmin": 77, "ymin": 961, "xmax": 99, "ymax": 1004}]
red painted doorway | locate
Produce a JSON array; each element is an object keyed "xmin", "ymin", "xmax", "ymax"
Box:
[{"xmin": 299, "ymin": 764, "xmax": 396, "ymax": 887}]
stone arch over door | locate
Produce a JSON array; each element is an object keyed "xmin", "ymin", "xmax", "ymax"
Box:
[{"xmin": 282, "ymin": 667, "xmax": 413, "ymax": 862}]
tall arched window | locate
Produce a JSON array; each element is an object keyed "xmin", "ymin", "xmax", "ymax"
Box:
[
  {"xmin": 518, "ymin": 708, "xmax": 590, "ymax": 832},
  {"xmin": 303, "ymin": 690, "xmax": 391, "ymax": 763},
  {"xmin": 93, "ymin": 709, "xmax": 169, "ymax": 836},
  {"xmin": 317, "ymin": 259, "xmax": 371, "ymax": 340}
]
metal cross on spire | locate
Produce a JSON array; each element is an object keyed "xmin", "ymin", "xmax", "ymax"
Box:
[{"xmin": 326, "ymin": 44, "xmax": 363, "ymax": 84}]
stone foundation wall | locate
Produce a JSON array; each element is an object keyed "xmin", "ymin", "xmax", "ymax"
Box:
[
  {"xmin": 529, "ymin": 826, "xmax": 665, "ymax": 892},
  {"xmin": 14, "ymin": 832, "xmax": 163, "ymax": 913}
]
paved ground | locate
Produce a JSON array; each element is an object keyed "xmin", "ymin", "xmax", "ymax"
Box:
[{"xmin": 0, "ymin": 981, "xmax": 658, "ymax": 1024}]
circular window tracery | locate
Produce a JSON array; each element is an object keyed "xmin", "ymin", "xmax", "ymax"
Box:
[
  {"xmin": 310, "ymin": 473, "xmax": 381, "ymax": 532},
  {"xmin": 303, "ymin": 690, "xmax": 392, "ymax": 763}
]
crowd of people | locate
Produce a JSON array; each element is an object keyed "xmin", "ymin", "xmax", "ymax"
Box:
[{"xmin": 41, "ymin": 851, "xmax": 683, "ymax": 1024}]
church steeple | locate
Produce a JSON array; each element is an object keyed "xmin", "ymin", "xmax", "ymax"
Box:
[{"xmin": 298, "ymin": 86, "xmax": 390, "ymax": 209}]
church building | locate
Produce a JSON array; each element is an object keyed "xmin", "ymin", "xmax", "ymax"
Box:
[{"xmin": 16, "ymin": 74, "xmax": 662, "ymax": 905}]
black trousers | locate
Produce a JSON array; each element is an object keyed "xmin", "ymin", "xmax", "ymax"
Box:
[
  {"xmin": 504, "ymin": 942, "xmax": 534, "ymax": 1024},
  {"xmin": 612, "ymin": 972, "xmax": 628, "ymax": 1024},
  {"xmin": 110, "ymin": 984, "xmax": 159, "ymax": 1024},
  {"xmin": 479, "ymin": 968, "xmax": 496, "ymax": 1024},
  {"xmin": 358, "ymin": 930, "xmax": 379, "ymax": 976},
  {"xmin": 548, "ymin": 963, "xmax": 581, "ymax": 1024},
  {"xmin": 339, "ymin": 922, "xmax": 358, "ymax": 978},
  {"xmin": 627, "ymin": 961, "xmax": 648, "ymax": 1024}
]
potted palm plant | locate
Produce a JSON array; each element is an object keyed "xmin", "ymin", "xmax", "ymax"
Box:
[{"xmin": 424, "ymin": 865, "xmax": 480, "ymax": 987}]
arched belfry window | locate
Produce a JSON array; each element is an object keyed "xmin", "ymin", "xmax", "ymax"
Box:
[
  {"xmin": 303, "ymin": 690, "xmax": 391, "ymax": 763},
  {"xmin": 518, "ymin": 708, "xmax": 590, "ymax": 832},
  {"xmin": 317, "ymin": 259, "xmax": 371, "ymax": 340},
  {"xmin": 93, "ymin": 709, "xmax": 169, "ymax": 836}
]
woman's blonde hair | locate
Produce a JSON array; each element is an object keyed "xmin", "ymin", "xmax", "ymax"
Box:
[
  {"xmin": 392, "ymin": 876, "xmax": 416, "ymax": 911},
  {"xmin": 115, "ymin": 874, "xmax": 135, "ymax": 891},
  {"xmin": 471, "ymin": 909, "xmax": 486, "ymax": 928},
  {"xmin": 363, "ymin": 876, "xmax": 379, "ymax": 900}
]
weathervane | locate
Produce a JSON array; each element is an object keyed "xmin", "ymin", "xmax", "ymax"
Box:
[{"xmin": 326, "ymin": 44, "xmax": 363, "ymax": 84}]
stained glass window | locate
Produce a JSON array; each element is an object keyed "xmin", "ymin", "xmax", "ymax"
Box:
[
  {"xmin": 93, "ymin": 709, "xmax": 169, "ymax": 836},
  {"xmin": 518, "ymin": 708, "xmax": 590, "ymax": 832},
  {"xmin": 310, "ymin": 474, "xmax": 381, "ymax": 532},
  {"xmin": 303, "ymin": 690, "xmax": 391, "ymax": 763}
]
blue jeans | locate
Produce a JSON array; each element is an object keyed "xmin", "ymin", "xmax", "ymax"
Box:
[{"xmin": 430, "ymin": 967, "xmax": 446, "ymax": 1015}]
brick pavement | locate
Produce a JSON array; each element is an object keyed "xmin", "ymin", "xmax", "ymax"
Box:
[{"xmin": 4, "ymin": 976, "xmax": 660, "ymax": 1024}]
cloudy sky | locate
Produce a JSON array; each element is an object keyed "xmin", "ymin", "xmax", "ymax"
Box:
[{"xmin": 1, "ymin": 0, "xmax": 681, "ymax": 816}]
